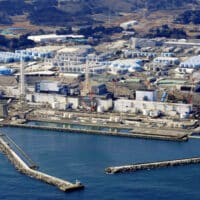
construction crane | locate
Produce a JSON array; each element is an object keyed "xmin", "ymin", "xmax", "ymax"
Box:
[
  {"xmin": 144, "ymin": 79, "xmax": 151, "ymax": 90},
  {"xmin": 90, "ymin": 91, "xmax": 96, "ymax": 112},
  {"xmin": 112, "ymin": 78, "xmax": 117, "ymax": 97},
  {"xmin": 188, "ymin": 77, "xmax": 196, "ymax": 104},
  {"xmin": 82, "ymin": 55, "xmax": 99, "ymax": 96},
  {"xmin": 82, "ymin": 58, "xmax": 90, "ymax": 96}
]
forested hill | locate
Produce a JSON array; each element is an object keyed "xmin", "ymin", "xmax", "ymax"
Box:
[{"xmin": 0, "ymin": 0, "xmax": 198, "ymax": 26}]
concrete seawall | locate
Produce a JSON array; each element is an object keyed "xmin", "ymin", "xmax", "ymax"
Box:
[
  {"xmin": 0, "ymin": 136, "xmax": 84, "ymax": 192},
  {"xmin": 105, "ymin": 157, "xmax": 200, "ymax": 174},
  {"xmin": 2, "ymin": 123, "xmax": 189, "ymax": 142}
]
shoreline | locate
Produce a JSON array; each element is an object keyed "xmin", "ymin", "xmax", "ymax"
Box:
[{"xmin": 1, "ymin": 120, "xmax": 189, "ymax": 142}]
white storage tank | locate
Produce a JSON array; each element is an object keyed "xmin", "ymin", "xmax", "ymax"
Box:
[
  {"xmin": 142, "ymin": 109, "xmax": 150, "ymax": 116},
  {"xmin": 52, "ymin": 102, "xmax": 59, "ymax": 109},
  {"xmin": 149, "ymin": 110, "xmax": 160, "ymax": 118},
  {"xmin": 97, "ymin": 106, "xmax": 104, "ymax": 113},
  {"xmin": 180, "ymin": 112, "xmax": 189, "ymax": 119}
]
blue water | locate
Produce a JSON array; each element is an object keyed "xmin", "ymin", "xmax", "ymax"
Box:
[{"xmin": 0, "ymin": 126, "xmax": 200, "ymax": 200}]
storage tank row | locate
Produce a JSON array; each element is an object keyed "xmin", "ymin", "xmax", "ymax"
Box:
[
  {"xmin": 123, "ymin": 50, "xmax": 157, "ymax": 58},
  {"xmin": 180, "ymin": 55, "xmax": 200, "ymax": 69},
  {"xmin": 15, "ymin": 50, "xmax": 53, "ymax": 59},
  {"xmin": 0, "ymin": 50, "xmax": 52, "ymax": 63}
]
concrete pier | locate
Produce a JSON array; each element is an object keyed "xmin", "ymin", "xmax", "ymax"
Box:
[
  {"xmin": 0, "ymin": 135, "xmax": 84, "ymax": 192},
  {"xmin": 105, "ymin": 157, "xmax": 200, "ymax": 174},
  {"xmin": 2, "ymin": 123, "xmax": 189, "ymax": 142}
]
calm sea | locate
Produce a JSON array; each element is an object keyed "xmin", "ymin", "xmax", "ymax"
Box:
[{"xmin": 0, "ymin": 126, "xmax": 200, "ymax": 200}]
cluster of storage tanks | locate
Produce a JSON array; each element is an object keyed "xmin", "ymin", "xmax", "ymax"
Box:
[
  {"xmin": 123, "ymin": 50, "xmax": 157, "ymax": 59},
  {"xmin": 0, "ymin": 67, "xmax": 15, "ymax": 75},
  {"xmin": 0, "ymin": 50, "xmax": 52, "ymax": 63},
  {"xmin": 109, "ymin": 59, "xmax": 143, "ymax": 74},
  {"xmin": 153, "ymin": 56, "xmax": 180, "ymax": 65},
  {"xmin": 180, "ymin": 55, "xmax": 200, "ymax": 69}
]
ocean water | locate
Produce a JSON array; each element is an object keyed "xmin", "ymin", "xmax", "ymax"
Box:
[{"xmin": 0, "ymin": 126, "xmax": 200, "ymax": 200}]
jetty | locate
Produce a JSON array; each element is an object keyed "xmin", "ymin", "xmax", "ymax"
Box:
[
  {"xmin": 189, "ymin": 135, "xmax": 200, "ymax": 140},
  {"xmin": 2, "ymin": 122, "xmax": 189, "ymax": 142},
  {"xmin": 0, "ymin": 134, "xmax": 84, "ymax": 192},
  {"xmin": 105, "ymin": 157, "xmax": 200, "ymax": 174}
]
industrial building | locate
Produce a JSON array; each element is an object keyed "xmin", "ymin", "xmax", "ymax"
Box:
[
  {"xmin": 96, "ymin": 98, "xmax": 113, "ymax": 113},
  {"xmin": 57, "ymin": 45, "xmax": 94, "ymax": 56},
  {"xmin": 130, "ymin": 38, "xmax": 162, "ymax": 49},
  {"xmin": 91, "ymin": 84, "xmax": 107, "ymax": 95},
  {"xmin": 27, "ymin": 92, "xmax": 79, "ymax": 110},
  {"xmin": 28, "ymin": 34, "xmax": 85, "ymax": 43},
  {"xmin": 35, "ymin": 81, "xmax": 80, "ymax": 96},
  {"xmin": 35, "ymin": 81, "xmax": 69, "ymax": 95},
  {"xmin": 136, "ymin": 90, "xmax": 157, "ymax": 101},
  {"xmin": 164, "ymin": 39, "xmax": 200, "ymax": 48},
  {"xmin": 114, "ymin": 98, "xmax": 192, "ymax": 118}
]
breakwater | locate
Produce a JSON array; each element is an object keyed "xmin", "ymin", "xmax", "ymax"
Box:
[
  {"xmin": 0, "ymin": 134, "xmax": 84, "ymax": 192},
  {"xmin": 2, "ymin": 122, "xmax": 188, "ymax": 142},
  {"xmin": 105, "ymin": 157, "xmax": 200, "ymax": 174}
]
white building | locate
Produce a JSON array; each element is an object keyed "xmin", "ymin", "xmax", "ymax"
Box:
[
  {"xmin": 130, "ymin": 38, "xmax": 159, "ymax": 49},
  {"xmin": 120, "ymin": 20, "xmax": 138, "ymax": 30},
  {"xmin": 27, "ymin": 93, "xmax": 66, "ymax": 104},
  {"xmin": 114, "ymin": 98, "xmax": 192, "ymax": 118},
  {"xmin": 28, "ymin": 34, "xmax": 84, "ymax": 43},
  {"xmin": 136, "ymin": 90, "xmax": 157, "ymax": 101},
  {"xmin": 96, "ymin": 98, "xmax": 113, "ymax": 112},
  {"xmin": 164, "ymin": 39, "xmax": 200, "ymax": 48},
  {"xmin": 26, "ymin": 93, "xmax": 79, "ymax": 110}
]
